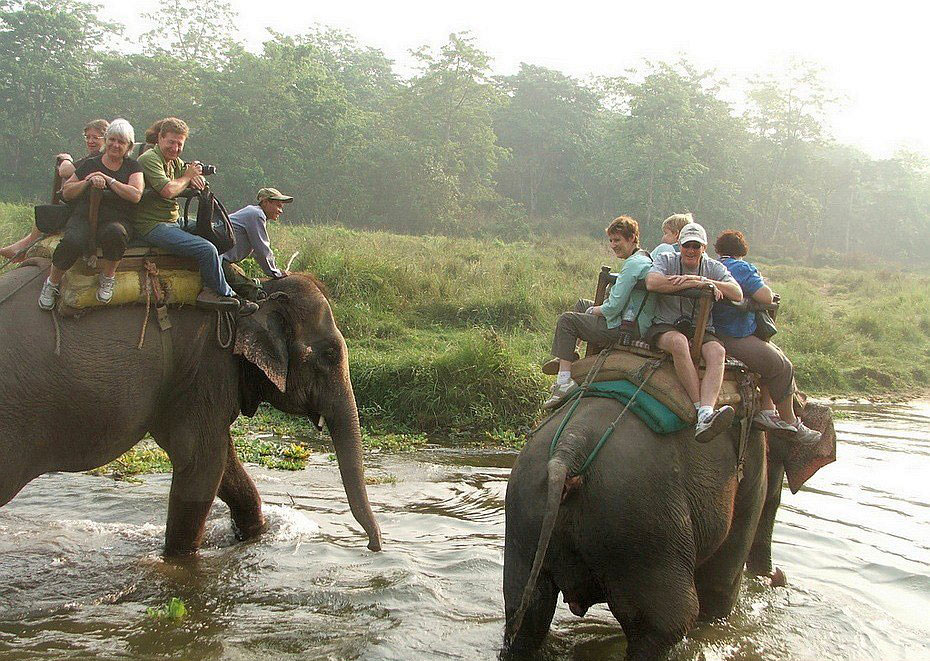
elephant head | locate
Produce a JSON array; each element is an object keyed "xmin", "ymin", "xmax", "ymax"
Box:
[{"xmin": 233, "ymin": 274, "xmax": 382, "ymax": 552}]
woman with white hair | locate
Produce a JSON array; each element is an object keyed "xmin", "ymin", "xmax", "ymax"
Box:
[{"xmin": 38, "ymin": 118, "xmax": 144, "ymax": 309}]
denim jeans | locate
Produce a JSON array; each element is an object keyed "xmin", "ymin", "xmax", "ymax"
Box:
[{"xmin": 140, "ymin": 222, "xmax": 234, "ymax": 296}]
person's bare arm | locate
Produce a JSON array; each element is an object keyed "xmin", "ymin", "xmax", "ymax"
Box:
[
  {"xmin": 106, "ymin": 171, "xmax": 144, "ymax": 203},
  {"xmin": 646, "ymin": 271, "xmax": 704, "ymax": 293},
  {"xmin": 714, "ymin": 278, "xmax": 743, "ymax": 302},
  {"xmin": 751, "ymin": 284, "xmax": 774, "ymax": 304},
  {"xmin": 60, "ymin": 173, "xmax": 88, "ymax": 200},
  {"xmin": 156, "ymin": 162, "xmax": 205, "ymax": 199},
  {"xmin": 56, "ymin": 154, "xmax": 75, "ymax": 179}
]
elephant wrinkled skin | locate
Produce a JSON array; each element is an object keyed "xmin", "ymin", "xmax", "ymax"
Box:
[
  {"xmin": 0, "ymin": 259, "xmax": 382, "ymax": 555},
  {"xmin": 503, "ymin": 395, "xmax": 833, "ymax": 661}
]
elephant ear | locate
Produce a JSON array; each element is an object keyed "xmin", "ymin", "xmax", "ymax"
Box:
[
  {"xmin": 234, "ymin": 304, "xmax": 289, "ymax": 392},
  {"xmin": 783, "ymin": 398, "xmax": 837, "ymax": 494}
]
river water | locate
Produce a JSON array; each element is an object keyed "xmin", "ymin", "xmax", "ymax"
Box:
[{"xmin": 1, "ymin": 402, "xmax": 928, "ymax": 660}]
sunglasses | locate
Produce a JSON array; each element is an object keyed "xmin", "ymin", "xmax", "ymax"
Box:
[{"xmin": 681, "ymin": 241, "xmax": 703, "ymax": 250}]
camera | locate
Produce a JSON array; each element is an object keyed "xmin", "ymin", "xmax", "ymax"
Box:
[
  {"xmin": 192, "ymin": 161, "xmax": 218, "ymax": 176},
  {"xmin": 673, "ymin": 316, "xmax": 694, "ymax": 337}
]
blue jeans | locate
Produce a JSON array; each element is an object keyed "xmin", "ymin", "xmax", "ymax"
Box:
[{"xmin": 140, "ymin": 222, "xmax": 234, "ymax": 296}]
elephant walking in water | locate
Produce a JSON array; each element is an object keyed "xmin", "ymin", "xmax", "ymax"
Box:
[
  {"xmin": 503, "ymin": 394, "xmax": 832, "ymax": 660},
  {"xmin": 0, "ymin": 259, "xmax": 382, "ymax": 554}
]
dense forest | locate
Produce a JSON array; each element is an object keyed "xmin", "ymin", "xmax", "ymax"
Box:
[{"xmin": 2, "ymin": 0, "xmax": 928, "ymax": 263}]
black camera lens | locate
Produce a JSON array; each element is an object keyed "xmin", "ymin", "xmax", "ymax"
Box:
[{"xmin": 200, "ymin": 163, "xmax": 217, "ymax": 175}]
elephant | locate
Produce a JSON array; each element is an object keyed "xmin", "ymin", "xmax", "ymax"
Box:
[
  {"xmin": 0, "ymin": 258, "xmax": 382, "ymax": 555},
  {"xmin": 502, "ymin": 393, "xmax": 834, "ymax": 660}
]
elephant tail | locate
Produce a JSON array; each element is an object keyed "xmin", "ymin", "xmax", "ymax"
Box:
[{"xmin": 507, "ymin": 457, "xmax": 569, "ymax": 646}]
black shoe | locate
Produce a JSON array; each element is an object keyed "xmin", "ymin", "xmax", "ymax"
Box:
[
  {"xmin": 695, "ymin": 405, "xmax": 735, "ymax": 443},
  {"xmin": 196, "ymin": 288, "xmax": 240, "ymax": 312},
  {"xmin": 237, "ymin": 298, "xmax": 259, "ymax": 316}
]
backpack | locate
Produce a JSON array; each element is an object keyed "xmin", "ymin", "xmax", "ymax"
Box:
[{"xmin": 182, "ymin": 188, "xmax": 236, "ymax": 254}]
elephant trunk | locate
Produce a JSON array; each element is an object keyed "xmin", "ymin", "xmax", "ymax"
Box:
[
  {"xmin": 325, "ymin": 378, "xmax": 383, "ymax": 552},
  {"xmin": 506, "ymin": 457, "xmax": 568, "ymax": 647}
]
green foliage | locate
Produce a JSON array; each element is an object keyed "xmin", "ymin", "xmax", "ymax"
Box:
[
  {"xmin": 0, "ymin": 2, "xmax": 927, "ymax": 262},
  {"xmin": 140, "ymin": 0, "xmax": 238, "ymax": 63},
  {"xmin": 146, "ymin": 597, "xmax": 187, "ymax": 621},
  {"xmin": 0, "ymin": 0, "xmax": 115, "ymax": 199}
]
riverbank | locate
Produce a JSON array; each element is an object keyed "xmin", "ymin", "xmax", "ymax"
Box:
[{"xmin": 3, "ymin": 204, "xmax": 929, "ymax": 460}]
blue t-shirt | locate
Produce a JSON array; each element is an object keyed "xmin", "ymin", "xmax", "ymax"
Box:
[{"xmin": 713, "ymin": 257, "xmax": 765, "ymax": 337}]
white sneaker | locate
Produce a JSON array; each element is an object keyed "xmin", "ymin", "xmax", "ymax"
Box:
[
  {"xmin": 96, "ymin": 274, "xmax": 116, "ymax": 303},
  {"xmin": 695, "ymin": 405, "xmax": 735, "ymax": 443},
  {"xmin": 38, "ymin": 278, "xmax": 59, "ymax": 310},
  {"xmin": 752, "ymin": 410, "xmax": 794, "ymax": 432},
  {"xmin": 543, "ymin": 380, "xmax": 577, "ymax": 409},
  {"xmin": 788, "ymin": 421, "xmax": 822, "ymax": 445}
]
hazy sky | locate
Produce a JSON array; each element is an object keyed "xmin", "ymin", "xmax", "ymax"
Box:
[{"xmin": 99, "ymin": 0, "xmax": 925, "ymax": 159}]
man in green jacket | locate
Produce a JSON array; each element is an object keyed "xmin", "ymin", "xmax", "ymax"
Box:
[{"xmin": 545, "ymin": 215, "xmax": 655, "ymax": 407}]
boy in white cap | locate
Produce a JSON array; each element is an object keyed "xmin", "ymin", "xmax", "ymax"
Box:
[
  {"xmin": 645, "ymin": 222, "xmax": 744, "ymax": 442},
  {"xmin": 222, "ymin": 187, "xmax": 293, "ymax": 301}
]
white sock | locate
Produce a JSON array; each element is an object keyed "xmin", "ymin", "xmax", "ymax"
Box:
[
  {"xmin": 698, "ymin": 406, "xmax": 714, "ymax": 422},
  {"xmin": 556, "ymin": 370, "xmax": 572, "ymax": 386}
]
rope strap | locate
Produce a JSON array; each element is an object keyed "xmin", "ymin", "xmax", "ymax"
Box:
[
  {"xmin": 548, "ymin": 350, "xmax": 664, "ymax": 476},
  {"xmin": 549, "ymin": 347, "xmax": 613, "ymax": 458}
]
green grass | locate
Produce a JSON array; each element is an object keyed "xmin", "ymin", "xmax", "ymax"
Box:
[{"xmin": 4, "ymin": 202, "xmax": 929, "ymax": 474}]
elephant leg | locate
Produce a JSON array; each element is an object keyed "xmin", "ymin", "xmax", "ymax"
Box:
[
  {"xmin": 502, "ymin": 539, "xmax": 558, "ymax": 655},
  {"xmin": 607, "ymin": 565, "xmax": 698, "ymax": 661},
  {"xmin": 746, "ymin": 458, "xmax": 785, "ymax": 583},
  {"xmin": 217, "ymin": 430, "xmax": 265, "ymax": 540},
  {"xmin": 152, "ymin": 426, "xmax": 228, "ymax": 556},
  {"xmin": 695, "ymin": 493, "xmax": 767, "ymax": 618}
]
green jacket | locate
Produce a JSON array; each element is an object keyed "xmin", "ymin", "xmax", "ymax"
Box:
[
  {"xmin": 599, "ymin": 249, "xmax": 654, "ymax": 338},
  {"xmin": 134, "ymin": 145, "xmax": 186, "ymax": 236}
]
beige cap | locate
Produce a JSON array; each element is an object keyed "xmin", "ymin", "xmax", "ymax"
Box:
[
  {"xmin": 678, "ymin": 222, "xmax": 708, "ymax": 246},
  {"xmin": 257, "ymin": 187, "xmax": 294, "ymax": 203}
]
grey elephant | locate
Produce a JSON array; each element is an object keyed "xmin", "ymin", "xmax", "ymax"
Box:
[
  {"xmin": 503, "ymin": 395, "xmax": 833, "ymax": 660},
  {"xmin": 0, "ymin": 259, "xmax": 382, "ymax": 555}
]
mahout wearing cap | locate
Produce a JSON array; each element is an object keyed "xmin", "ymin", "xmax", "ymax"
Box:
[{"xmin": 257, "ymin": 187, "xmax": 293, "ymax": 203}]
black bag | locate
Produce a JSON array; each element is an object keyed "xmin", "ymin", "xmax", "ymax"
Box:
[
  {"xmin": 754, "ymin": 310, "xmax": 777, "ymax": 341},
  {"xmin": 183, "ymin": 189, "xmax": 236, "ymax": 254},
  {"xmin": 34, "ymin": 203, "xmax": 71, "ymax": 234}
]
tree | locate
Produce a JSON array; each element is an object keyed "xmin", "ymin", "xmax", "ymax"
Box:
[
  {"xmin": 391, "ymin": 32, "xmax": 506, "ymax": 232},
  {"xmin": 494, "ymin": 64, "xmax": 599, "ymax": 218},
  {"xmin": 596, "ymin": 60, "xmax": 746, "ymax": 243},
  {"xmin": 140, "ymin": 0, "xmax": 239, "ymax": 64},
  {"xmin": 0, "ymin": 0, "xmax": 113, "ymax": 197},
  {"xmin": 742, "ymin": 60, "xmax": 837, "ymax": 241}
]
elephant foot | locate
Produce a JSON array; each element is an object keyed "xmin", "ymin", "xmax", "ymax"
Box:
[
  {"xmin": 568, "ymin": 601, "xmax": 588, "ymax": 617},
  {"xmin": 233, "ymin": 517, "xmax": 267, "ymax": 542},
  {"xmin": 769, "ymin": 567, "xmax": 787, "ymax": 587}
]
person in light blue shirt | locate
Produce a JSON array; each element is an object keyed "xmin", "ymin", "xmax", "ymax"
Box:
[
  {"xmin": 545, "ymin": 215, "xmax": 655, "ymax": 407},
  {"xmin": 650, "ymin": 212, "xmax": 692, "ymax": 260}
]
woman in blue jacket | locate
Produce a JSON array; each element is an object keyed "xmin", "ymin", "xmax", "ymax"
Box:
[{"xmin": 713, "ymin": 230, "xmax": 821, "ymax": 444}]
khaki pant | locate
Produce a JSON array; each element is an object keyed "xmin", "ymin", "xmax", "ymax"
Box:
[
  {"xmin": 551, "ymin": 298, "xmax": 626, "ymax": 361},
  {"xmin": 717, "ymin": 333, "xmax": 796, "ymax": 403}
]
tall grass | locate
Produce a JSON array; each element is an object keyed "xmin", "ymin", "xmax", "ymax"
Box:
[{"xmin": 3, "ymin": 203, "xmax": 928, "ymax": 437}]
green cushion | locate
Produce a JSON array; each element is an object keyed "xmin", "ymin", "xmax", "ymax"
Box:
[{"xmin": 585, "ymin": 379, "xmax": 688, "ymax": 435}]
